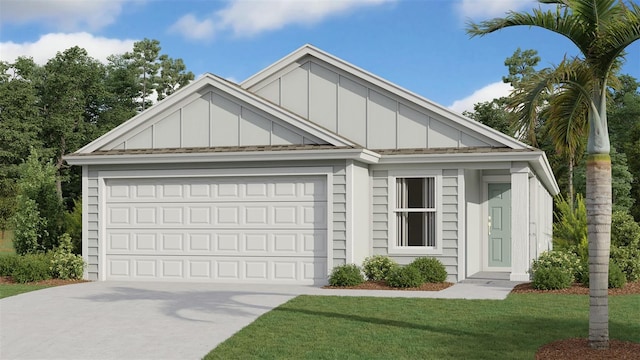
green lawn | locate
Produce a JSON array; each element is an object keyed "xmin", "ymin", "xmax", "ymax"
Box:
[
  {"xmin": 205, "ymin": 294, "xmax": 640, "ymax": 360},
  {"xmin": 0, "ymin": 283, "xmax": 53, "ymax": 299}
]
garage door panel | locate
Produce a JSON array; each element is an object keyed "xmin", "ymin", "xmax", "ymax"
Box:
[
  {"xmin": 106, "ymin": 176, "xmax": 326, "ymax": 203},
  {"xmin": 106, "ymin": 256, "xmax": 327, "ymax": 283},
  {"xmin": 104, "ymin": 175, "xmax": 328, "ymax": 284},
  {"xmin": 107, "ymin": 230, "xmax": 326, "ymax": 256},
  {"xmin": 107, "ymin": 202, "xmax": 326, "ymax": 228}
]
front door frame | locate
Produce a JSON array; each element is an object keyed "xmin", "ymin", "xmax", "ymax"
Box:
[{"xmin": 482, "ymin": 176, "xmax": 512, "ymax": 272}]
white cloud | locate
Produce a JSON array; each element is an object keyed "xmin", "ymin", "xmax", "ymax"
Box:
[
  {"xmin": 455, "ymin": 0, "xmax": 537, "ymax": 19},
  {"xmin": 169, "ymin": 14, "xmax": 215, "ymax": 41},
  {"xmin": 169, "ymin": 0, "xmax": 395, "ymax": 40},
  {"xmin": 0, "ymin": 0, "xmax": 131, "ymax": 31},
  {"xmin": 0, "ymin": 33, "xmax": 136, "ymax": 65},
  {"xmin": 448, "ymin": 81, "xmax": 513, "ymax": 114}
]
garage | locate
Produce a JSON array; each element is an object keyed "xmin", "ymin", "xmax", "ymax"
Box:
[{"xmin": 103, "ymin": 175, "xmax": 328, "ymax": 284}]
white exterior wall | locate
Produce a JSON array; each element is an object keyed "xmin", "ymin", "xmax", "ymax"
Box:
[
  {"xmin": 100, "ymin": 86, "xmax": 326, "ymax": 151},
  {"xmin": 249, "ymin": 58, "xmax": 501, "ymax": 150},
  {"xmin": 346, "ymin": 161, "xmax": 371, "ymax": 266},
  {"xmin": 464, "ymin": 169, "xmax": 482, "ymax": 277}
]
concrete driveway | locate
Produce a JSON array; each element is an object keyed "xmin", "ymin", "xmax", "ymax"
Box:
[
  {"xmin": 0, "ymin": 281, "xmax": 305, "ymax": 360},
  {"xmin": 0, "ymin": 279, "xmax": 520, "ymax": 360}
]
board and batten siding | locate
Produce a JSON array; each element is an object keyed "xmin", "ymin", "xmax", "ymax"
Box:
[
  {"xmin": 100, "ymin": 86, "xmax": 326, "ymax": 151},
  {"xmin": 83, "ymin": 162, "xmax": 347, "ymax": 280},
  {"xmin": 248, "ymin": 58, "xmax": 500, "ymax": 150},
  {"xmin": 371, "ymin": 169, "xmax": 460, "ymax": 282}
]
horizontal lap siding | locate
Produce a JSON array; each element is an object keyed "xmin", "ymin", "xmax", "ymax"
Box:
[
  {"xmin": 440, "ymin": 175, "xmax": 459, "ymax": 282},
  {"xmin": 332, "ymin": 165, "xmax": 347, "ymax": 266},
  {"xmin": 372, "ymin": 171, "xmax": 388, "ymax": 256},
  {"xmin": 87, "ymin": 172, "xmax": 99, "ymax": 280}
]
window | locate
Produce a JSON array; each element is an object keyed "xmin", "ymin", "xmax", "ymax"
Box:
[{"xmin": 395, "ymin": 177, "xmax": 436, "ymax": 247}]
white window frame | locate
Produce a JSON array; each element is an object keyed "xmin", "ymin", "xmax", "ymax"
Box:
[{"xmin": 388, "ymin": 170, "xmax": 443, "ymax": 255}]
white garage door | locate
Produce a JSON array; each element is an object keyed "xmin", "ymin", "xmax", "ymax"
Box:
[{"xmin": 104, "ymin": 175, "xmax": 327, "ymax": 284}]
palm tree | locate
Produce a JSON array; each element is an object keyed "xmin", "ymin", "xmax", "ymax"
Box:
[{"xmin": 467, "ymin": 0, "xmax": 640, "ymax": 349}]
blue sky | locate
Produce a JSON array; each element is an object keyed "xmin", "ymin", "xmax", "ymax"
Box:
[{"xmin": 1, "ymin": 0, "xmax": 638, "ymax": 113}]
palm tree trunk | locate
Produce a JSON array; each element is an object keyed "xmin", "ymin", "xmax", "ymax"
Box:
[{"xmin": 586, "ymin": 153, "xmax": 611, "ymax": 349}]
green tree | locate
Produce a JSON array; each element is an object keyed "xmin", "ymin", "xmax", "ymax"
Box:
[
  {"xmin": 40, "ymin": 47, "xmax": 106, "ymax": 197},
  {"xmin": 468, "ymin": 0, "xmax": 640, "ymax": 348},
  {"xmin": 124, "ymin": 38, "xmax": 161, "ymax": 111},
  {"xmin": 0, "ymin": 58, "xmax": 43, "ymax": 230},
  {"xmin": 157, "ymin": 55, "xmax": 194, "ymax": 101},
  {"xmin": 12, "ymin": 149, "xmax": 64, "ymax": 254}
]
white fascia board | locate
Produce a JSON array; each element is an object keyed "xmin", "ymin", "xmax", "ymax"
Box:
[
  {"xmin": 242, "ymin": 44, "xmax": 529, "ymax": 150},
  {"xmin": 378, "ymin": 150, "xmax": 559, "ymax": 196},
  {"xmin": 64, "ymin": 148, "xmax": 380, "ymax": 166},
  {"xmin": 74, "ymin": 73, "xmax": 354, "ymax": 155}
]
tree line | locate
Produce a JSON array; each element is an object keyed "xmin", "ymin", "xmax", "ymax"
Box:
[{"xmin": 0, "ymin": 39, "xmax": 194, "ymax": 252}]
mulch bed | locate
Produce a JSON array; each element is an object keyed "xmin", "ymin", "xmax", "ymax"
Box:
[
  {"xmin": 536, "ymin": 338, "xmax": 640, "ymax": 360},
  {"xmin": 323, "ymin": 280, "xmax": 453, "ymax": 291},
  {"xmin": 511, "ymin": 280, "xmax": 640, "ymax": 296},
  {"xmin": 0, "ymin": 276, "xmax": 87, "ymax": 286}
]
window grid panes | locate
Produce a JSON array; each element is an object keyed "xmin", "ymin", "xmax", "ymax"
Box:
[{"xmin": 395, "ymin": 177, "xmax": 436, "ymax": 247}]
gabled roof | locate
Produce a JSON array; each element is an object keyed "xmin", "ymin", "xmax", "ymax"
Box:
[
  {"xmin": 72, "ymin": 73, "xmax": 357, "ymax": 155},
  {"xmin": 242, "ymin": 44, "xmax": 531, "ymax": 151}
]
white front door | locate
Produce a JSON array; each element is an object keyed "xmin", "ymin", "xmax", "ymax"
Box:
[{"xmin": 103, "ymin": 175, "xmax": 328, "ymax": 284}]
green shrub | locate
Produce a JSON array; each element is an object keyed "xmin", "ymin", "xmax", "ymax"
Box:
[
  {"xmin": 328, "ymin": 264, "xmax": 364, "ymax": 287},
  {"xmin": 608, "ymin": 262, "xmax": 627, "ymax": 289},
  {"xmin": 531, "ymin": 266, "xmax": 572, "ymax": 290},
  {"xmin": 11, "ymin": 253, "xmax": 53, "ymax": 283},
  {"xmin": 552, "ymin": 195, "xmax": 587, "ymax": 258},
  {"xmin": 610, "ymin": 245, "xmax": 640, "ymax": 282},
  {"xmin": 385, "ymin": 265, "xmax": 425, "ymax": 288},
  {"xmin": 0, "ymin": 254, "xmax": 20, "ymax": 276},
  {"xmin": 530, "ymin": 250, "xmax": 582, "ymax": 281},
  {"xmin": 362, "ymin": 255, "xmax": 398, "ymax": 281},
  {"xmin": 64, "ymin": 199, "xmax": 83, "ymax": 255},
  {"xmin": 408, "ymin": 257, "xmax": 447, "ymax": 283},
  {"xmin": 577, "ymin": 261, "xmax": 631, "ymax": 288},
  {"xmin": 611, "ymin": 210, "xmax": 640, "ymax": 248},
  {"xmin": 50, "ymin": 233, "xmax": 85, "ymax": 280},
  {"xmin": 575, "ymin": 258, "xmax": 589, "ymax": 285}
]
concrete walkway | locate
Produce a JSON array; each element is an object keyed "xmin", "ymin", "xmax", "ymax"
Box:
[{"xmin": 0, "ymin": 280, "xmax": 522, "ymax": 360}]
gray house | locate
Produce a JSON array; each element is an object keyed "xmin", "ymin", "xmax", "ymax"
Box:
[{"xmin": 65, "ymin": 45, "xmax": 559, "ymax": 284}]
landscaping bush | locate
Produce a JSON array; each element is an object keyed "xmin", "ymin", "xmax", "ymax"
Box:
[
  {"xmin": 531, "ymin": 266, "xmax": 572, "ymax": 290},
  {"xmin": 0, "ymin": 253, "xmax": 20, "ymax": 276},
  {"xmin": 610, "ymin": 245, "xmax": 640, "ymax": 282},
  {"xmin": 11, "ymin": 253, "xmax": 53, "ymax": 283},
  {"xmin": 50, "ymin": 233, "xmax": 85, "ymax": 280},
  {"xmin": 608, "ymin": 262, "xmax": 627, "ymax": 289},
  {"xmin": 362, "ymin": 255, "xmax": 398, "ymax": 281},
  {"xmin": 328, "ymin": 264, "xmax": 364, "ymax": 287},
  {"xmin": 611, "ymin": 210, "xmax": 640, "ymax": 248},
  {"xmin": 385, "ymin": 265, "xmax": 424, "ymax": 288},
  {"xmin": 408, "ymin": 257, "xmax": 447, "ymax": 283},
  {"xmin": 530, "ymin": 250, "xmax": 582, "ymax": 281},
  {"xmin": 576, "ymin": 260, "xmax": 630, "ymax": 288}
]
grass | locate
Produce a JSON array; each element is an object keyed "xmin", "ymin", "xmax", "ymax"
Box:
[
  {"xmin": 205, "ymin": 293, "xmax": 640, "ymax": 360},
  {"xmin": 0, "ymin": 229, "xmax": 15, "ymax": 254},
  {"xmin": 0, "ymin": 282, "xmax": 53, "ymax": 299}
]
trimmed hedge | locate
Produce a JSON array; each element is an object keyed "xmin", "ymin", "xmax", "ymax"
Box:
[
  {"xmin": 11, "ymin": 253, "xmax": 53, "ymax": 283},
  {"xmin": 408, "ymin": 257, "xmax": 447, "ymax": 283},
  {"xmin": 328, "ymin": 264, "xmax": 364, "ymax": 287},
  {"xmin": 532, "ymin": 266, "xmax": 572, "ymax": 290},
  {"xmin": 362, "ymin": 255, "xmax": 398, "ymax": 281},
  {"xmin": 386, "ymin": 265, "xmax": 424, "ymax": 288}
]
